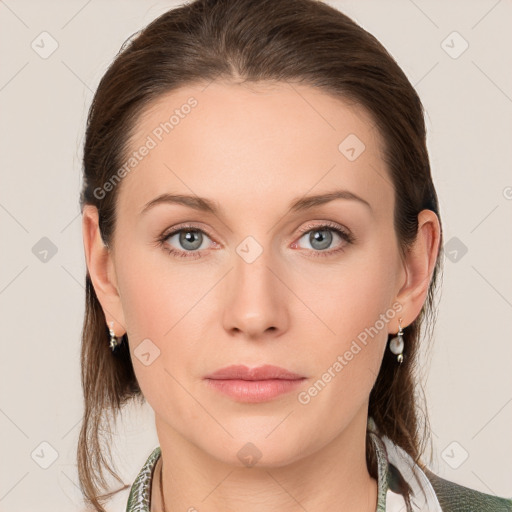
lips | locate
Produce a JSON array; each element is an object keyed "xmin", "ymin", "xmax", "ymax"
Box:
[
  {"xmin": 204, "ymin": 364, "xmax": 305, "ymax": 381},
  {"xmin": 203, "ymin": 365, "xmax": 306, "ymax": 402}
]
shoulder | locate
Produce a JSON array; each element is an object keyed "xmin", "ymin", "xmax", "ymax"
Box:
[{"xmin": 423, "ymin": 468, "xmax": 512, "ymax": 512}]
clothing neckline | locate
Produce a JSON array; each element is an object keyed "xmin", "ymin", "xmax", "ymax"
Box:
[{"xmin": 125, "ymin": 416, "xmax": 441, "ymax": 512}]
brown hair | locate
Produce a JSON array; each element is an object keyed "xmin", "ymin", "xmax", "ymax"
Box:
[{"xmin": 78, "ymin": 0, "xmax": 443, "ymax": 509}]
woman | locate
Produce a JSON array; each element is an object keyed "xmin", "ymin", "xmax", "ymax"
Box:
[{"xmin": 78, "ymin": 0, "xmax": 512, "ymax": 510}]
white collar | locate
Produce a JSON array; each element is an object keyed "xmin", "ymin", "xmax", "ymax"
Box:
[{"xmin": 367, "ymin": 419, "xmax": 443, "ymax": 512}]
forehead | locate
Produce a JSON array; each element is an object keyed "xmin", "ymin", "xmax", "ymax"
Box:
[{"xmin": 117, "ymin": 80, "xmax": 392, "ymax": 222}]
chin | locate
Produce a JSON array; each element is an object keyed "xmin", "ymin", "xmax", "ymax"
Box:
[{"xmin": 202, "ymin": 427, "xmax": 314, "ymax": 469}]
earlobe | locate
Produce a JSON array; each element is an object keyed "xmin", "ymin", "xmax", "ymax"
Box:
[
  {"xmin": 82, "ymin": 204, "xmax": 126, "ymax": 335},
  {"xmin": 393, "ymin": 209, "xmax": 441, "ymax": 327}
]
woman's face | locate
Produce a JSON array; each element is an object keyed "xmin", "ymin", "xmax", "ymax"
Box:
[{"xmin": 94, "ymin": 80, "xmax": 426, "ymax": 467}]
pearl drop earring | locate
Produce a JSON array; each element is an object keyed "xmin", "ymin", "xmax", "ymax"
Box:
[
  {"xmin": 389, "ymin": 317, "xmax": 404, "ymax": 364},
  {"xmin": 109, "ymin": 321, "xmax": 121, "ymax": 352}
]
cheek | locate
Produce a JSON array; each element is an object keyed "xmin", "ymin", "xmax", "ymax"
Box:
[
  {"xmin": 302, "ymin": 252, "xmax": 398, "ymax": 340},
  {"xmin": 294, "ymin": 263, "xmax": 393, "ymax": 431},
  {"xmin": 113, "ymin": 241, "xmax": 210, "ymax": 388},
  {"xmin": 295, "ymin": 243, "xmax": 397, "ymax": 387},
  {"xmin": 114, "ymin": 235, "xmax": 195, "ymax": 339}
]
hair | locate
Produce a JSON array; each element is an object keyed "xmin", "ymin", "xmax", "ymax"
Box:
[{"xmin": 77, "ymin": 0, "xmax": 444, "ymax": 510}]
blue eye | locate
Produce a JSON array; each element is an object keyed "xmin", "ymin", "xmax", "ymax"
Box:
[
  {"xmin": 157, "ymin": 224, "xmax": 214, "ymax": 259},
  {"xmin": 294, "ymin": 222, "xmax": 355, "ymax": 257},
  {"xmin": 156, "ymin": 221, "xmax": 355, "ymax": 260}
]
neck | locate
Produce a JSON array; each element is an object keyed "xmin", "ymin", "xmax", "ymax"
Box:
[{"xmin": 151, "ymin": 411, "xmax": 378, "ymax": 512}]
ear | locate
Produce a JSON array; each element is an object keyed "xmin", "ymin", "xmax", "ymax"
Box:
[
  {"xmin": 82, "ymin": 204, "xmax": 126, "ymax": 337},
  {"xmin": 393, "ymin": 209, "xmax": 441, "ymax": 331}
]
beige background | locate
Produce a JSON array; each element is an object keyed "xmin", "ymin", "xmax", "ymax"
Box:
[{"xmin": 0, "ymin": 0, "xmax": 511, "ymax": 510}]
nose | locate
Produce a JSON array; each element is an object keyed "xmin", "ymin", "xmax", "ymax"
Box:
[{"xmin": 222, "ymin": 241, "xmax": 289, "ymax": 340}]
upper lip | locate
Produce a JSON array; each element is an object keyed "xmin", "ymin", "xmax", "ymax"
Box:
[{"xmin": 204, "ymin": 364, "xmax": 305, "ymax": 380}]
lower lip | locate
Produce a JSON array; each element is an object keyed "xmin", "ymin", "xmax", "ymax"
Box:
[{"xmin": 204, "ymin": 378, "xmax": 305, "ymax": 403}]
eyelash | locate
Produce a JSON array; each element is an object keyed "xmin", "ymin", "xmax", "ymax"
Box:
[{"xmin": 155, "ymin": 221, "xmax": 356, "ymax": 260}]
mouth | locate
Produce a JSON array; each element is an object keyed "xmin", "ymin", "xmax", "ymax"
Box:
[{"xmin": 203, "ymin": 364, "xmax": 306, "ymax": 403}]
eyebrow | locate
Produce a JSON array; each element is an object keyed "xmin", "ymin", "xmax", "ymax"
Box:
[{"xmin": 139, "ymin": 189, "xmax": 372, "ymax": 217}]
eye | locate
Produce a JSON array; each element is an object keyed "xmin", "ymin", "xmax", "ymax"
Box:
[
  {"xmin": 156, "ymin": 221, "xmax": 355, "ymax": 260},
  {"xmin": 293, "ymin": 222, "xmax": 355, "ymax": 257},
  {"xmin": 156, "ymin": 224, "xmax": 217, "ymax": 259}
]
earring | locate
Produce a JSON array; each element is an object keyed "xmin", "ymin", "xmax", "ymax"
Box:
[
  {"xmin": 108, "ymin": 321, "xmax": 122, "ymax": 352},
  {"xmin": 389, "ymin": 317, "xmax": 404, "ymax": 364}
]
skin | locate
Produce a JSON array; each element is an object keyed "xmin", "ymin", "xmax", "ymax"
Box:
[{"xmin": 82, "ymin": 80, "xmax": 440, "ymax": 512}]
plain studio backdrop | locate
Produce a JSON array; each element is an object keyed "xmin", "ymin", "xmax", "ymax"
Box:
[{"xmin": 0, "ymin": 0, "xmax": 511, "ymax": 510}]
